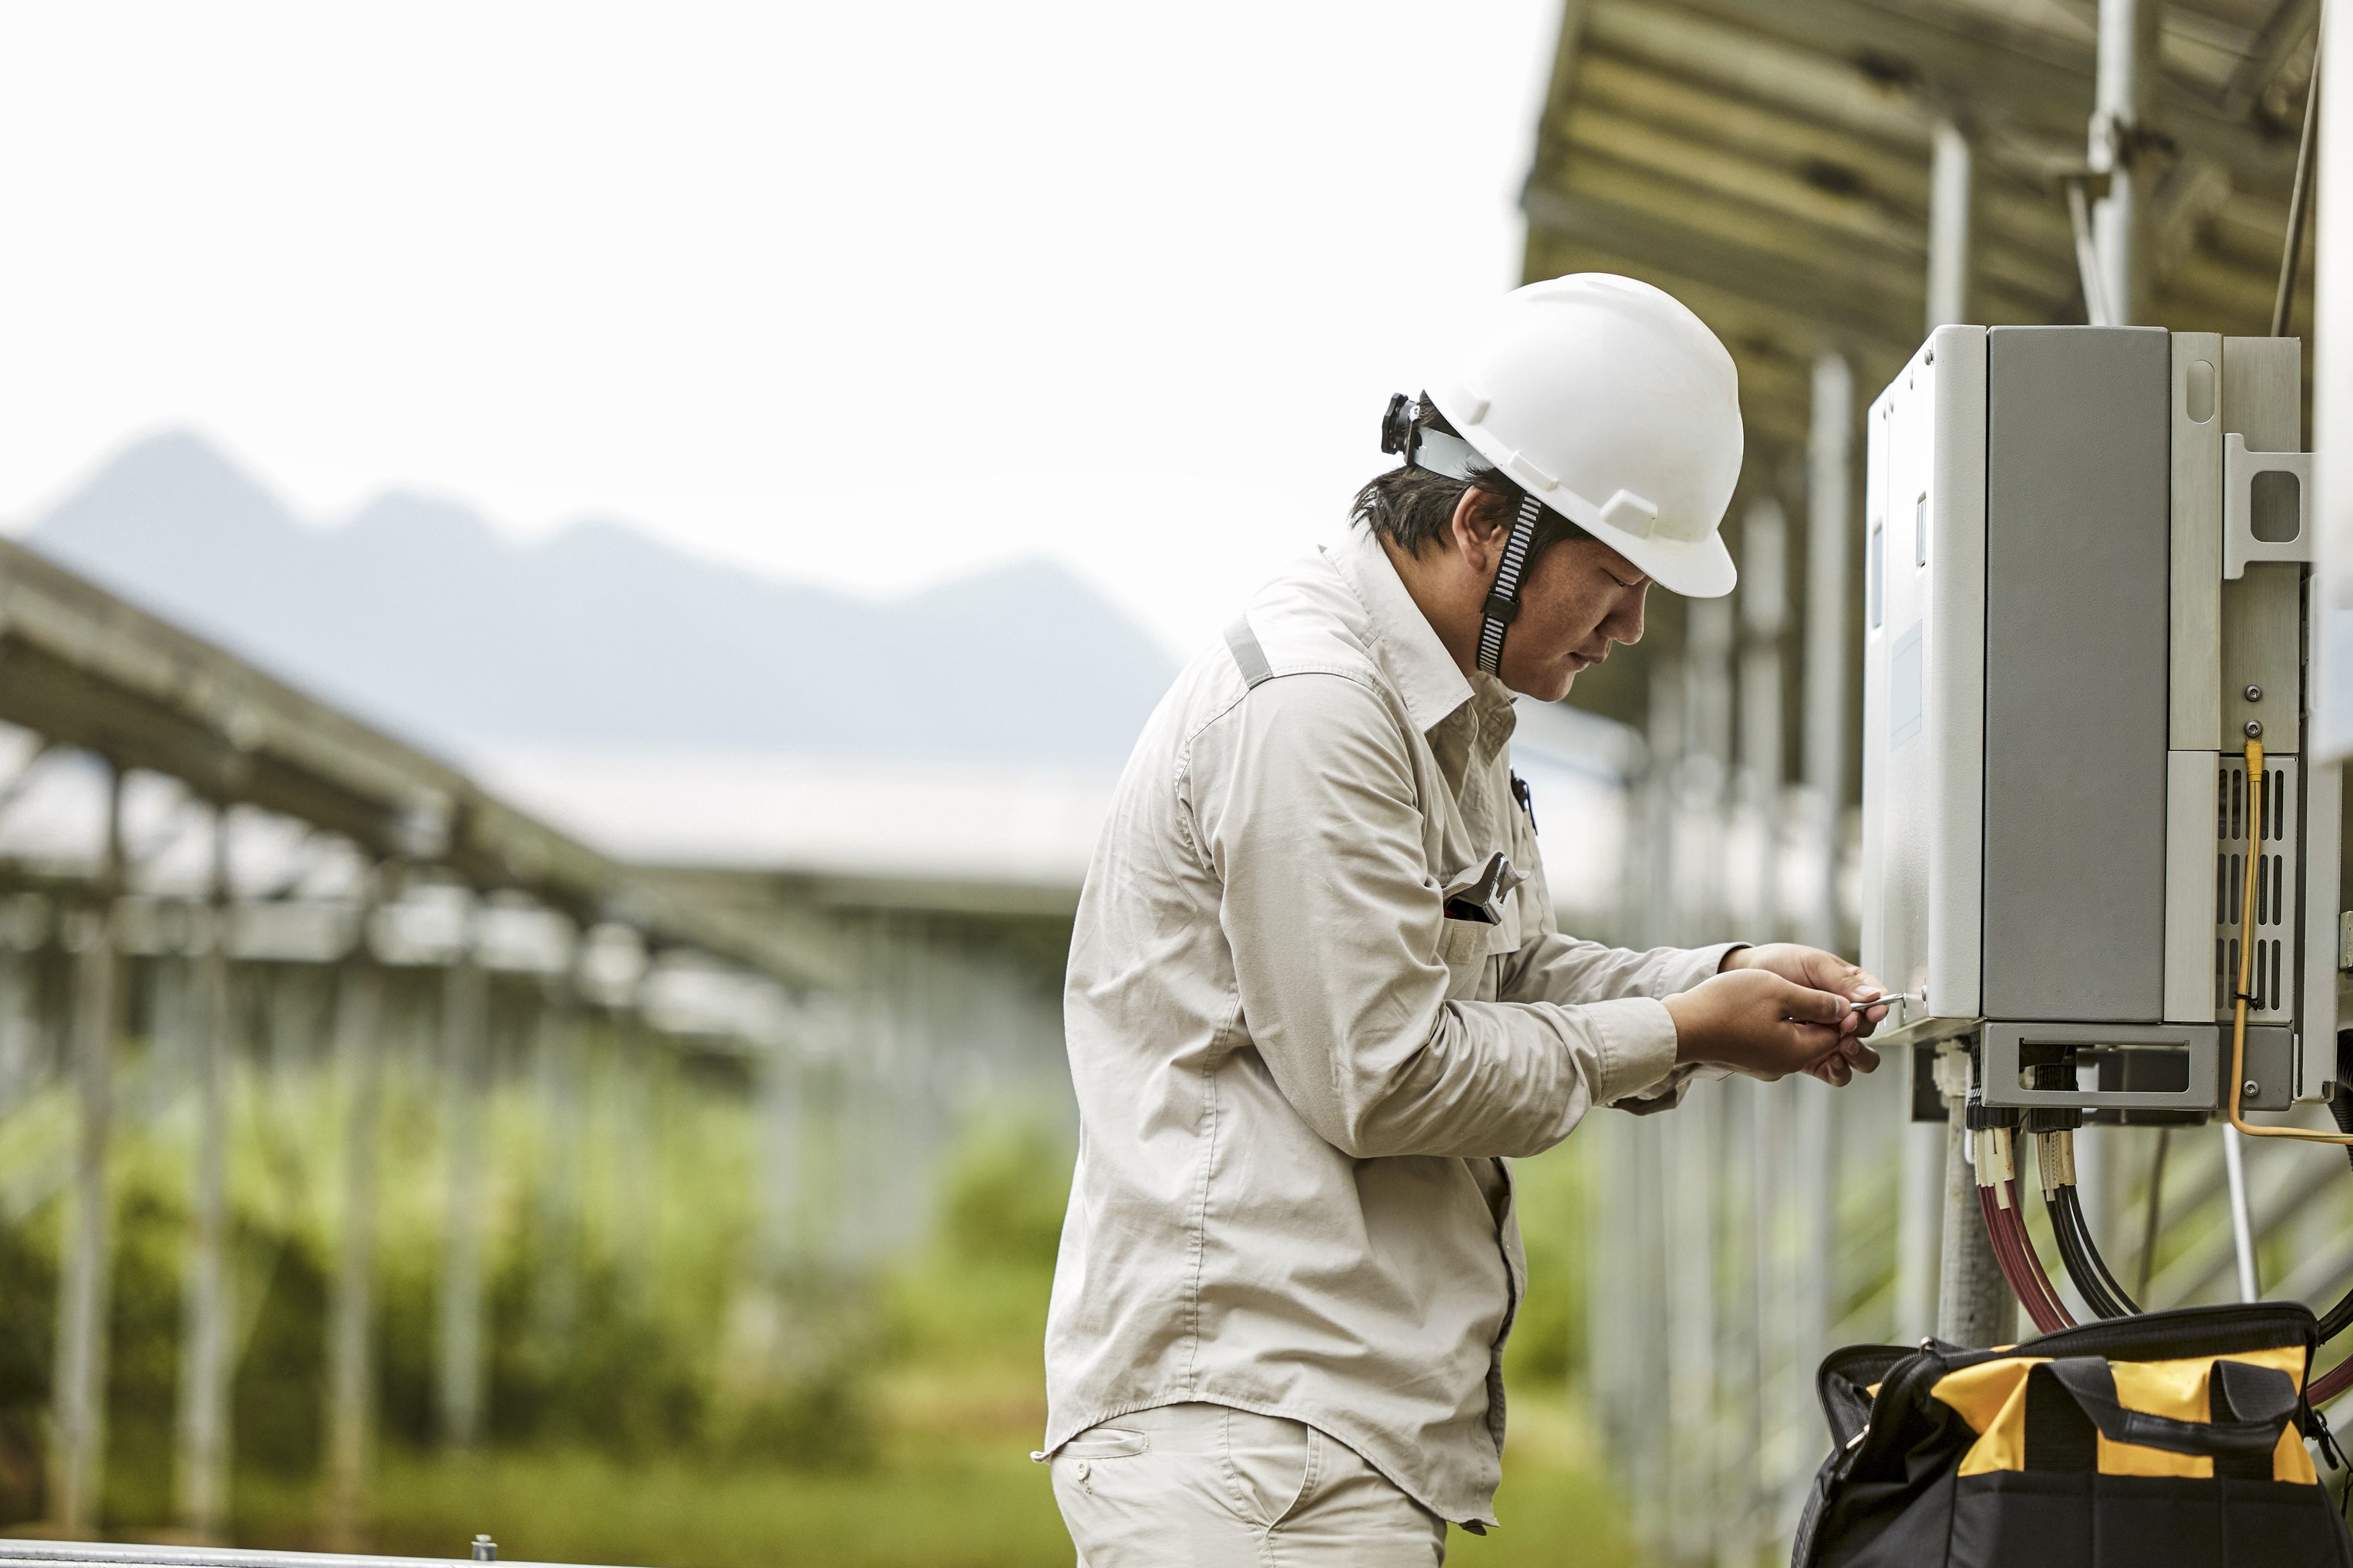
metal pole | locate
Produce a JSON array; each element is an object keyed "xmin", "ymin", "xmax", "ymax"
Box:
[
  {"xmin": 1926, "ymin": 120, "xmax": 1975, "ymax": 331},
  {"xmin": 2091, "ymin": 0, "xmax": 2157, "ymax": 325},
  {"xmin": 1661, "ymin": 1107, "xmax": 1705, "ymax": 1561},
  {"xmin": 757, "ymin": 1033, "xmax": 805, "ymax": 1277},
  {"xmin": 605, "ymin": 1007, "xmax": 661, "ymax": 1313},
  {"xmin": 1894, "ymin": 1114, "xmax": 1945, "ymax": 1343},
  {"xmin": 1739, "ymin": 498, "xmax": 1788, "ymax": 939},
  {"xmin": 1935, "ymin": 1079, "xmax": 2015, "ymax": 1346},
  {"xmin": 1641, "ymin": 661, "xmax": 1685, "ymax": 947},
  {"xmin": 2222, "ymin": 1124, "xmax": 2261, "ymax": 1300},
  {"xmin": 1891, "ymin": 121, "xmax": 1982, "ymax": 1352},
  {"xmin": 1685, "ymin": 599, "xmax": 1736, "ymax": 943},
  {"xmin": 436, "ymin": 930, "xmax": 490, "ymax": 1449},
  {"xmin": 530, "ymin": 992, "xmax": 585, "ymax": 1353},
  {"xmin": 2314, "ymin": 0, "xmax": 2353, "ymax": 714},
  {"xmin": 1788, "ymin": 1084, "xmax": 1835, "ymax": 1522},
  {"xmin": 322, "ymin": 908, "xmax": 385, "ymax": 1549},
  {"xmin": 175, "ymin": 808, "xmax": 235, "ymax": 1540},
  {"xmin": 1746, "ymin": 1079, "xmax": 1785, "ymax": 1539},
  {"xmin": 1802, "ymin": 353, "xmax": 1853, "ymax": 954},
  {"xmin": 50, "ymin": 760, "xmax": 123, "ymax": 1535}
]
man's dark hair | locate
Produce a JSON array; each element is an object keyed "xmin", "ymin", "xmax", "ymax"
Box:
[{"xmin": 1351, "ymin": 396, "xmax": 1589, "ymax": 562}]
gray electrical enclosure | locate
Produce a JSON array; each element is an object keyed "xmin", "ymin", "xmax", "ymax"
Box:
[
  {"xmin": 1980, "ymin": 326, "xmax": 2171, "ymax": 1023},
  {"xmin": 1861, "ymin": 325, "xmax": 2331, "ymax": 1117}
]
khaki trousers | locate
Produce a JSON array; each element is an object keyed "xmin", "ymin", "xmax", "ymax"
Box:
[{"xmin": 1048, "ymin": 1401, "xmax": 1448, "ymax": 1566}]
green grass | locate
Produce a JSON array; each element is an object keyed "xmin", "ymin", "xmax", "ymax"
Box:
[
  {"xmin": 222, "ymin": 1388, "xmax": 1637, "ymax": 1568},
  {"xmin": 0, "ymin": 1070, "xmax": 1640, "ymax": 1566},
  {"xmin": 215, "ymin": 1133, "xmax": 1639, "ymax": 1568}
]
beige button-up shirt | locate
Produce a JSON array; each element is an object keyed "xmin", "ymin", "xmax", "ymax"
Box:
[{"xmin": 1043, "ymin": 525, "xmax": 1732, "ymax": 1527}]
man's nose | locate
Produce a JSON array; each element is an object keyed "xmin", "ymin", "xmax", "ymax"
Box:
[{"xmin": 1605, "ymin": 583, "xmax": 1649, "ymax": 646}]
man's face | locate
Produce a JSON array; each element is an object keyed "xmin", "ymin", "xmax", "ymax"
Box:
[{"xmin": 1498, "ymin": 534, "xmax": 1650, "ymax": 703}]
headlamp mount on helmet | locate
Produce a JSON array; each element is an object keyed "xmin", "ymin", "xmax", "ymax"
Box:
[
  {"xmin": 1379, "ymin": 391, "xmax": 1544, "ymax": 678},
  {"xmin": 1381, "ymin": 393, "xmax": 1484, "ymax": 486}
]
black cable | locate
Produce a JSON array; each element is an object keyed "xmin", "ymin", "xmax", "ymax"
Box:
[
  {"xmin": 2063, "ymin": 1186, "xmax": 2143, "ymax": 1317},
  {"xmin": 2319, "ymin": 1035, "xmax": 2353, "ymax": 1341},
  {"xmin": 2046, "ymin": 1184, "xmax": 2141, "ymax": 1319}
]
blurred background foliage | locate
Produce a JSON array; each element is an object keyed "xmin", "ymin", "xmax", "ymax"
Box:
[{"xmin": 0, "ymin": 1029, "xmax": 1637, "ymax": 1566}]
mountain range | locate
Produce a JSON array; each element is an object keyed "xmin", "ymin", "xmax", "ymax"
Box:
[{"xmin": 20, "ymin": 431, "xmax": 1178, "ymax": 768}]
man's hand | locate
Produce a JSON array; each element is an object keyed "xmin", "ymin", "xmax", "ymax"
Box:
[
  {"xmin": 1663, "ymin": 970, "xmax": 1855, "ymax": 1081},
  {"xmin": 1721, "ymin": 943, "xmax": 1888, "ymax": 1086},
  {"xmin": 1661, "ymin": 945, "xmax": 1888, "ymax": 1086}
]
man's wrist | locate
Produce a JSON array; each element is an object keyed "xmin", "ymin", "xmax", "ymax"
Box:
[{"xmin": 1717, "ymin": 944, "xmax": 1753, "ymax": 974}]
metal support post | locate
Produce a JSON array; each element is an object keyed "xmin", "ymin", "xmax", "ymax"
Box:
[
  {"xmin": 757, "ymin": 1034, "xmax": 805, "ymax": 1277},
  {"xmin": 1746, "ymin": 1079, "xmax": 1788, "ymax": 1528},
  {"xmin": 1738, "ymin": 498, "xmax": 1788, "ymax": 939},
  {"xmin": 2316, "ymin": 0, "xmax": 2353, "ymax": 735},
  {"xmin": 436, "ymin": 935, "xmax": 490, "ymax": 1450},
  {"xmin": 530, "ymin": 994, "xmax": 585, "ymax": 1353},
  {"xmin": 1895, "ymin": 1116, "xmax": 1945, "ymax": 1343},
  {"xmin": 1790, "ymin": 1084, "xmax": 1836, "ymax": 1506},
  {"xmin": 2222, "ymin": 1125, "xmax": 2261, "ymax": 1300},
  {"xmin": 1926, "ymin": 120, "xmax": 1975, "ymax": 331},
  {"xmin": 1885, "ymin": 125, "xmax": 1980, "ymax": 1346},
  {"xmin": 322, "ymin": 920, "xmax": 385, "ymax": 1548},
  {"xmin": 1684, "ymin": 599, "xmax": 1736, "ymax": 943},
  {"xmin": 611, "ymin": 1012, "xmax": 660, "ymax": 1310},
  {"xmin": 1802, "ymin": 353, "xmax": 1853, "ymax": 954},
  {"xmin": 175, "ymin": 809, "xmax": 235, "ymax": 1540},
  {"xmin": 1638, "ymin": 661, "xmax": 1686, "ymax": 947},
  {"xmin": 1935, "ymin": 1083, "xmax": 2014, "ymax": 1347},
  {"xmin": 1662, "ymin": 1098, "xmax": 1718, "ymax": 1563},
  {"xmin": 50, "ymin": 760, "xmax": 123, "ymax": 1536},
  {"xmin": 2091, "ymin": 0, "xmax": 2157, "ymax": 325}
]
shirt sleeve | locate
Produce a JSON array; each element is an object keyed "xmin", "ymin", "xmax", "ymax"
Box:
[
  {"xmin": 1489, "ymin": 763, "xmax": 1742, "ymax": 1112},
  {"xmin": 1189, "ymin": 671, "xmax": 1671, "ymax": 1160},
  {"xmin": 1499, "ymin": 932, "xmax": 1740, "ymax": 1006}
]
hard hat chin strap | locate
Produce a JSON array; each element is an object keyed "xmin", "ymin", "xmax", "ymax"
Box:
[
  {"xmin": 1475, "ymin": 495, "xmax": 1545, "ymax": 676},
  {"xmin": 1379, "ymin": 392, "xmax": 1548, "ymax": 675}
]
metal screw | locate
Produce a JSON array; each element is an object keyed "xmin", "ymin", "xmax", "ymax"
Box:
[
  {"xmin": 2245, "ymin": 720, "xmax": 2264, "ymax": 738},
  {"xmin": 2245, "ymin": 684, "xmax": 2264, "ymax": 702},
  {"xmin": 2245, "ymin": 1080, "xmax": 2261, "ymax": 1097},
  {"xmin": 472, "ymin": 1537, "xmax": 497, "ymax": 1563}
]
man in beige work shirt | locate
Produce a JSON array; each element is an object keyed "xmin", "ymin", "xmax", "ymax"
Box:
[{"xmin": 1040, "ymin": 276, "xmax": 1887, "ymax": 1565}]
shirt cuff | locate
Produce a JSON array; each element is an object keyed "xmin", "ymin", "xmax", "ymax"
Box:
[
  {"xmin": 1588, "ymin": 996, "xmax": 1681, "ymax": 1105},
  {"xmin": 1684, "ymin": 941, "xmax": 1748, "ymax": 987}
]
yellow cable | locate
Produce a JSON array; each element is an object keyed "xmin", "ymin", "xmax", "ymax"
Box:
[{"xmin": 2229, "ymin": 732, "xmax": 2353, "ymax": 1144}]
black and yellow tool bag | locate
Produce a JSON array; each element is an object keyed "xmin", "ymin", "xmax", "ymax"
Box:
[{"xmin": 1791, "ymin": 1304, "xmax": 2353, "ymax": 1566}]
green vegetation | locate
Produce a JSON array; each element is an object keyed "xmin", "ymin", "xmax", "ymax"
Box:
[{"xmin": 0, "ymin": 1014, "xmax": 1635, "ymax": 1566}]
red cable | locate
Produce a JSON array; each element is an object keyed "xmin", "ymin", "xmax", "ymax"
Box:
[
  {"xmin": 1976, "ymin": 1184, "xmax": 2070, "ymax": 1335},
  {"xmin": 2006, "ymin": 1178, "xmax": 2075, "ymax": 1330},
  {"xmin": 2311, "ymin": 1358, "xmax": 2353, "ymax": 1406},
  {"xmin": 1981, "ymin": 1183, "xmax": 2069, "ymax": 1334},
  {"xmin": 1978, "ymin": 1187, "xmax": 2036, "ymax": 1330}
]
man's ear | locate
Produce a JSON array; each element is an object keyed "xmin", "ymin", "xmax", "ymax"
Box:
[{"xmin": 1448, "ymin": 487, "xmax": 1507, "ymax": 573}]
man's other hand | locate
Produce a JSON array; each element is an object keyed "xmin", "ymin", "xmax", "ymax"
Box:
[
  {"xmin": 1665, "ymin": 967, "xmax": 1881, "ymax": 1086},
  {"xmin": 1721, "ymin": 943, "xmax": 1888, "ymax": 1085}
]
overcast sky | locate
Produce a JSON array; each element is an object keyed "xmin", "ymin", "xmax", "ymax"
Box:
[{"xmin": 0, "ymin": 2, "xmax": 1558, "ymax": 654}]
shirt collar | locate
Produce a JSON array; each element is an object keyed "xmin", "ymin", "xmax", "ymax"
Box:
[{"xmin": 1326, "ymin": 525, "xmax": 1477, "ymax": 737}]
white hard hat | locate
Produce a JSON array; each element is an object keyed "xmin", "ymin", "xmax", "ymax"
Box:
[{"xmin": 1415, "ymin": 273, "xmax": 1743, "ymax": 599}]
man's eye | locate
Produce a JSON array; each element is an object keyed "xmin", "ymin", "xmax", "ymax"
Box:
[{"xmin": 1605, "ymin": 572, "xmax": 1638, "ymax": 589}]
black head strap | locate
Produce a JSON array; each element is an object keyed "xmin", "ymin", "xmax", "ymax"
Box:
[
  {"xmin": 1476, "ymin": 495, "xmax": 1545, "ymax": 675},
  {"xmin": 1381, "ymin": 392, "xmax": 1545, "ymax": 677}
]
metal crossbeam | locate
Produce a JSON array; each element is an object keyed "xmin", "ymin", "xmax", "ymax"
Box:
[{"xmin": 0, "ymin": 539, "xmax": 835, "ymax": 987}]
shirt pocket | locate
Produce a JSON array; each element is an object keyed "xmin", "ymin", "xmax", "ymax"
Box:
[{"xmin": 1438, "ymin": 915, "xmax": 1503, "ymax": 998}]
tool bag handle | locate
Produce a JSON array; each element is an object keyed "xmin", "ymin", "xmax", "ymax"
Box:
[{"xmin": 2033, "ymin": 1356, "xmax": 2299, "ymax": 1470}]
